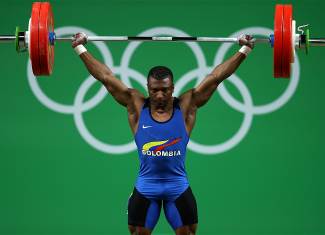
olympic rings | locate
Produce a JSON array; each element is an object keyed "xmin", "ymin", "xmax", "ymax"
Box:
[{"xmin": 27, "ymin": 26, "xmax": 300, "ymax": 155}]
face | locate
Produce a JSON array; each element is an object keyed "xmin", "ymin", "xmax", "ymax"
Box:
[{"xmin": 147, "ymin": 76, "xmax": 174, "ymax": 108}]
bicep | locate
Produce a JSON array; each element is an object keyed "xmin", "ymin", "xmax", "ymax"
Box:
[
  {"xmin": 102, "ymin": 74, "xmax": 133, "ymax": 106},
  {"xmin": 179, "ymin": 86, "xmax": 217, "ymax": 110},
  {"xmin": 178, "ymin": 89, "xmax": 198, "ymax": 135},
  {"xmin": 192, "ymin": 74, "xmax": 219, "ymax": 107},
  {"xmin": 103, "ymin": 75, "xmax": 144, "ymax": 107}
]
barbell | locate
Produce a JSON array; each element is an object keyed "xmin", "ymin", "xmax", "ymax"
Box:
[{"xmin": 0, "ymin": 2, "xmax": 324, "ymax": 78}]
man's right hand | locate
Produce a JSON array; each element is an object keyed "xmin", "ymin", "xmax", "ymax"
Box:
[{"xmin": 72, "ymin": 32, "xmax": 88, "ymax": 48}]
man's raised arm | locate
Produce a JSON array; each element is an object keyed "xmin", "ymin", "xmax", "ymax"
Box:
[
  {"xmin": 180, "ymin": 34, "xmax": 254, "ymax": 109},
  {"xmin": 72, "ymin": 32, "xmax": 138, "ymax": 107}
]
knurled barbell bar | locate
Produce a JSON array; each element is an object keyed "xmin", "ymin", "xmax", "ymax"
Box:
[{"xmin": 0, "ymin": 2, "xmax": 324, "ymax": 78}]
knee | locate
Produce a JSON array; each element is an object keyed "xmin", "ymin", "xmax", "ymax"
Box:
[
  {"xmin": 128, "ymin": 225, "xmax": 136, "ymax": 234},
  {"xmin": 189, "ymin": 223, "xmax": 197, "ymax": 234},
  {"xmin": 176, "ymin": 226, "xmax": 194, "ymax": 235}
]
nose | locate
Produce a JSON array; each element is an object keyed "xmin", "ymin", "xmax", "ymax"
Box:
[{"xmin": 156, "ymin": 91, "xmax": 164, "ymax": 99}]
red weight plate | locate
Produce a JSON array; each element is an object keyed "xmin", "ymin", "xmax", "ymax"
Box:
[
  {"xmin": 291, "ymin": 20, "xmax": 296, "ymax": 63},
  {"xmin": 39, "ymin": 2, "xmax": 54, "ymax": 75},
  {"xmin": 30, "ymin": 2, "xmax": 41, "ymax": 76},
  {"xmin": 282, "ymin": 5, "xmax": 292, "ymax": 78},
  {"xmin": 273, "ymin": 4, "xmax": 284, "ymax": 78}
]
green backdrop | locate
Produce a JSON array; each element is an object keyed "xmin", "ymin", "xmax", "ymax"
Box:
[{"xmin": 1, "ymin": 0, "xmax": 324, "ymax": 234}]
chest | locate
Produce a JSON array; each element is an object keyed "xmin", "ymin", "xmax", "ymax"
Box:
[
  {"xmin": 136, "ymin": 108, "xmax": 186, "ymax": 140},
  {"xmin": 150, "ymin": 108, "xmax": 174, "ymax": 122}
]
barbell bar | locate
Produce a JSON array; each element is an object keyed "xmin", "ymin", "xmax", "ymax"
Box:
[{"xmin": 0, "ymin": 2, "xmax": 324, "ymax": 78}]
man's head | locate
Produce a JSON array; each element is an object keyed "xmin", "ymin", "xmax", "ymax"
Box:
[{"xmin": 147, "ymin": 66, "xmax": 174, "ymax": 108}]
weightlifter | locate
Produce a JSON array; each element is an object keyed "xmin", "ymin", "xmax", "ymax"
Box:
[{"xmin": 71, "ymin": 32, "xmax": 254, "ymax": 235}]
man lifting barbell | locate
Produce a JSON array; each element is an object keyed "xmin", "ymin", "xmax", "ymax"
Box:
[
  {"xmin": 1, "ymin": 1, "xmax": 324, "ymax": 235},
  {"xmin": 71, "ymin": 32, "xmax": 254, "ymax": 235}
]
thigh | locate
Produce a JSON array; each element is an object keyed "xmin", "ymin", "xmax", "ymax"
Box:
[
  {"xmin": 127, "ymin": 187, "xmax": 162, "ymax": 231},
  {"xmin": 163, "ymin": 187, "xmax": 198, "ymax": 230}
]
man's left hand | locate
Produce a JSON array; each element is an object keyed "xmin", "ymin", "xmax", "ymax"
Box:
[{"xmin": 238, "ymin": 34, "xmax": 254, "ymax": 49}]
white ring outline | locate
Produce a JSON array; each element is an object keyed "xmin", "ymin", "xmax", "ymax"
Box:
[
  {"xmin": 73, "ymin": 66, "xmax": 148, "ymax": 154},
  {"xmin": 27, "ymin": 27, "xmax": 114, "ymax": 114},
  {"xmin": 215, "ymin": 27, "xmax": 300, "ymax": 115}
]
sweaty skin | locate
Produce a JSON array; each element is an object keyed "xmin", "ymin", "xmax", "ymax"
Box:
[{"xmin": 72, "ymin": 33, "xmax": 253, "ymax": 235}]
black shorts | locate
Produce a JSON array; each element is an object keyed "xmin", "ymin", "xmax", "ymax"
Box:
[{"xmin": 127, "ymin": 186, "xmax": 198, "ymax": 230}]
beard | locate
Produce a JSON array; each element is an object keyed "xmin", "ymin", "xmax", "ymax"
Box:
[{"xmin": 151, "ymin": 98, "xmax": 168, "ymax": 109}]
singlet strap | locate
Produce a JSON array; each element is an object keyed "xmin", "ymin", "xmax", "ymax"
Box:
[
  {"xmin": 173, "ymin": 97, "xmax": 180, "ymax": 110},
  {"xmin": 143, "ymin": 98, "xmax": 150, "ymax": 109}
]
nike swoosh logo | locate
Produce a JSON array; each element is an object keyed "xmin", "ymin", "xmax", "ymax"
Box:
[{"xmin": 142, "ymin": 125, "xmax": 152, "ymax": 129}]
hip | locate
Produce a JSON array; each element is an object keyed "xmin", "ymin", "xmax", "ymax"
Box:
[{"xmin": 135, "ymin": 177, "xmax": 189, "ymax": 201}]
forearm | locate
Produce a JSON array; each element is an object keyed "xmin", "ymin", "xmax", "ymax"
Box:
[
  {"xmin": 79, "ymin": 52, "xmax": 113, "ymax": 84},
  {"xmin": 72, "ymin": 33, "xmax": 132, "ymax": 107},
  {"xmin": 192, "ymin": 51, "xmax": 247, "ymax": 107},
  {"xmin": 188, "ymin": 36, "xmax": 253, "ymax": 108},
  {"xmin": 210, "ymin": 52, "xmax": 246, "ymax": 84},
  {"xmin": 78, "ymin": 51, "xmax": 130, "ymax": 105}
]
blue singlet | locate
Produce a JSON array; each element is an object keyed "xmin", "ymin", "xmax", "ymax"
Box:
[{"xmin": 134, "ymin": 97, "xmax": 189, "ymax": 201}]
